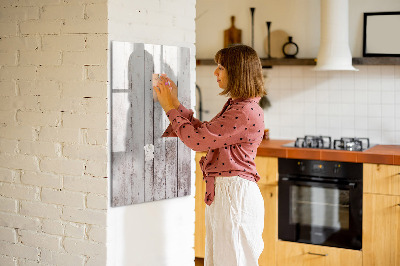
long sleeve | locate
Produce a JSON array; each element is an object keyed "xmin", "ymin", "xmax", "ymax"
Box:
[
  {"xmin": 168, "ymin": 96, "xmax": 264, "ymax": 206},
  {"xmin": 165, "ymin": 105, "xmax": 249, "ymax": 152},
  {"xmin": 161, "ymin": 103, "xmax": 203, "ymax": 137}
]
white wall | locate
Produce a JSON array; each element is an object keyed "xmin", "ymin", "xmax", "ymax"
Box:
[
  {"xmin": 107, "ymin": 1, "xmax": 197, "ymax": 266},
  {"xmin": 265, "ymin": 65, "xmax": 400, "ymax": 144},
  {"xmin": 196, "ymin": 0, "xmax": 319, "ymax": 59},
  {"xmin": 196, "ymin": 0, "xmax": 400, "ymax": 145},
  {"xmin": 196, "ymin": 0, "xmax": 400, "ymax": 58},
  {"xmin": 197, "ymin": 64, "xmax": 400, "ymax": 145}
]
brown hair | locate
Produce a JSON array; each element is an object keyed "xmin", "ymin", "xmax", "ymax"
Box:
[{"xmin": 214, "ymin": 44, "xmax": 266, "ymax": 99}]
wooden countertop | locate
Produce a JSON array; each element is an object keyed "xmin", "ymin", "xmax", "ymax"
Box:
[{"xmin": 256, "ymin": 139, "xmax": 400, "ymax": 165}]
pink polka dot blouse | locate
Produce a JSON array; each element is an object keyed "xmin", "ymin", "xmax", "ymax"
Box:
[{"xmin": 162, "ymin": 97, "xmax": 265, "ymax": 205}]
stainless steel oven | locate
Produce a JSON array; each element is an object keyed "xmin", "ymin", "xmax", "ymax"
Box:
[{"xmin": 278, "ymin": 158, "xmax": 363, "ymax": 250}]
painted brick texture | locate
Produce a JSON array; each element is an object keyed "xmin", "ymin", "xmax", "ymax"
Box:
[{"xmin": 0, "ymin": 0, "xmax": 108, "ymax": 264}]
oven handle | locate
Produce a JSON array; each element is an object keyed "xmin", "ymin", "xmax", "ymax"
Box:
[{"xmin": 280, "ymin": 177, "xmax": 357, "ymax": 189}]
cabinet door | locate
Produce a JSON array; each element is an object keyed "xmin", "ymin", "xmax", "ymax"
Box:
[
  {"xmin": 255, "ymin": 156, "xmax": 278, "ymax": 186},
  {"xmin": 195, "ymin": 152, "xmax": 207, "ymax": 258},
  {"xmin": 259, "ymin": 185, "xmax": 278, "ymax": 266},
  {"xmin": 363, "ymin": 193, "xmax": 400, "ymax": 266},
  {"xmin": 277, "ymin": 241, "xmax": 362, "ymax": 266},
  {"xmin": 364, "ymin": 164, "xmax": 400, "ymax": 196}
]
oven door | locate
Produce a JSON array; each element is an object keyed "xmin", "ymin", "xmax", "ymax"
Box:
[{"xmin": 278, "ymin": 176, "xmax": 362, "ymax": 250}]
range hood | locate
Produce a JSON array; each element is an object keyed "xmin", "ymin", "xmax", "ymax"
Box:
[{"xmin": 314, "ymin": 0, "xmax": 358, "ymax": 71}]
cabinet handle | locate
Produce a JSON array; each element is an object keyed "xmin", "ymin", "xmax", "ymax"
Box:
[
  {"xmin": 397, "ymin": 204, "xmax": 400, "ymax": 207},
  {"xmin": 307, "ymin": 252, "xmax": 328, "ymax": 256}
]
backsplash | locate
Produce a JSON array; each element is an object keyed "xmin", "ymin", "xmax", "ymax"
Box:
[{"xmin": 196, "ymin": 65, "xmax": 400, "ymax": 145}]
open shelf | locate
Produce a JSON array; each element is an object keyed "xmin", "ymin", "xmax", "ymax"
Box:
[
  {"xmin": 196, "ymin": 57, "xmax": 400, "ymax": 67},
  {"xmin": 352, "ymin": 57, "xmax": 400, "ymax": 65}
]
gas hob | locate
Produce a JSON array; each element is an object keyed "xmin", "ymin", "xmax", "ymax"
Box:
[{"xmin": 282, "ymin": 135, "xmax": 375, "ymax": 151}]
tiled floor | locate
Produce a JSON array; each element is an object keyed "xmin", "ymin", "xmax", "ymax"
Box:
[{"xmin": 195, "ymin": 257, "xmax": 204, "ymax": 266}]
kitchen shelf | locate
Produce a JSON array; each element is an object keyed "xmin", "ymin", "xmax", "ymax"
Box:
[
  {"xmin": 196, "ymin": 57, "xmax": 400, "ymax": 67},
  {"xmin": 352, "ymin": 57, "xmax": 400, "ymax": 65}
]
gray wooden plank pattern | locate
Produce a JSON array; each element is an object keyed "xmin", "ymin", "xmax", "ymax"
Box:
[
  {"xmin": 177, "ymin": 47, "xmax": 191, "ymax": 197},
  {"xmin": 111, "ymin": 42, "xmax": 192, "ymax": 207},
  {"xmin": 152, "ymin": 44, "xmax": 167, "ymax": 201},
  {"xmin": 163, "ymin": 45, "xmax": 178, "ymax": 199},
  {"xmin": 111, "ymin": 42, "xmax": 135, "ymax": 207},
  {"xmin": 144, "ymin": 44, "xmax": 155, "ymax": 203},
  {"xmin": 129, "ymin": 43, "xmax": 145, "ymax": 204}
]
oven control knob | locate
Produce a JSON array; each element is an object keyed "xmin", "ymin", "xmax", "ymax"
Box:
[
  {"xmin": 334, "ymin": 164, "xmax": 341, "ymax": 174},
  {"xmin": 297, "ymin": 161, "xmax": 305, "ymax": 171},
  {"xmin": 334, "ymin": 167, "xmax": 339, "ymax": 174}
]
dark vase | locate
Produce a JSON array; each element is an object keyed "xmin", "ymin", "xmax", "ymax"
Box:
[{"xmin": 282, "ymin": 36, "xmax": 299, "ymax": 58}]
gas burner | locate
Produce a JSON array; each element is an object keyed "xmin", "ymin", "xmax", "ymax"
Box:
[
  {"xmin": 283, "ymin": 136, "xmax": 372, "ymax": 151},
  {"xmin": 295, "ymin": 135, "xmax": 332, "ymax": 149},
  {"xmin": 333, "ymin": 137, "xmax": 370, "ymax": 151}
]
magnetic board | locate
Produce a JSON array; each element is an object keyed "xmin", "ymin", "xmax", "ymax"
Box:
[{"xmin": 110, "ymin": 42, "xmax": 191, "ymax": 207}]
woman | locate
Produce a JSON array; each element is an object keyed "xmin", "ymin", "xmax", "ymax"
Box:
[{"xmin": 155, "ymin": 44, "xmax": 266, "ymax": 266}]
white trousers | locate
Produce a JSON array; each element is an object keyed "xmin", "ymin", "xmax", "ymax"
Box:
[{"xmin": 205, "ymin": 176, "xmax": 264, "ymax": 266}]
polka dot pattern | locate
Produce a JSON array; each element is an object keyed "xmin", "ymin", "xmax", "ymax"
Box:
[{"xmin": 162, "ymin": 97, "xmax": 265, "ymax": 206}]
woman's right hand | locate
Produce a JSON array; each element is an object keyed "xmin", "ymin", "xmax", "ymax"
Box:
[{"xmin": 160, "ymin": 75, "xmax": 180, "ymax": 109}]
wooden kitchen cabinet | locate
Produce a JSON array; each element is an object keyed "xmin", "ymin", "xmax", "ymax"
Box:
[
  {"xmin": 195, "ymin": 152, "xmax": 207, "ymax": 258},
  {"xmin": 256, "ymin": 156, "xmax": 279, "ymax": 266},
  {"xmin": 363, "ymin": 163, "xmax": 400, "ymax": 266},
  {"xmin": 255, "ymin": 156, "xmax": 278, "ymax": 186},
  {"xmin": 258, "ymin": 184, "xmax": 278, "ymax": 266},
  {"xmin": 364, "ymin": 163, "xmax": 400, "ymax": 196},
  {"xmin": 276, "ymin": 241, "xmax": 362, "ymax": 266},
  {"xmin": 363, "ymin": 193, "xmax": 400, "ymax": 266}
]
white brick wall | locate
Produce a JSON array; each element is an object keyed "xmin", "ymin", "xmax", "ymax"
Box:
[
  {"xmin": 1, "ymin": 0, "xmax": 197, "ymax": 264},
  {"xmin": 0, "ymin": 0, "xmax": 108, "ymax": 265},
  {"xmin": 40, "ymin": 249, "xmax": 85, "ymax": 266},
  {"xmin": 64, "ymin": 222, "xmax": 85, "ymax": 239},
  {"xmin": 0, "ymin": 226, "xmax": 17, "ymax": 243}
]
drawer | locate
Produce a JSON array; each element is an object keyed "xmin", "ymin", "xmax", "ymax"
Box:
[{"xmin": 276, "ymin": 241, "xmax": 362, "ymax": 266}]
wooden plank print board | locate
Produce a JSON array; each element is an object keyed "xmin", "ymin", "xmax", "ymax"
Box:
[{"xmin": 111, "ymin": 41, "xmax": 192, "ymax": 207}]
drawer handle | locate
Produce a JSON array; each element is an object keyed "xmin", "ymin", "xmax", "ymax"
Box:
[{"xmin": 307, "ymin": 252, "xmax": 328, "ymax": 256}]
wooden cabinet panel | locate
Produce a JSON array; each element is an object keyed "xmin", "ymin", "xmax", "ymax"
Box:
[
  {"xmin": 364, "ymin": 164, "xmax": 400, "ymax": 196},
  {"xmin": 195, "ymin": 152, "xmax": 207, "ymax": 258},
  {"xmin": 255, "ymin": 156, "xmax": 278, "ymax": 186},
  {"xmin": 363, "ymin": 193, "xmax": 400, "ymax": 266},
  {"xmin": 276, "ymin": 241, "xmax": 362, "ymax": 266},
  {"xmin": 259, "ymin": 185, "xmax": 278, "ymax": 266}
]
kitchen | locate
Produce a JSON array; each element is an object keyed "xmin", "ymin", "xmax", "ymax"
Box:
[
  {"xmin": 195, "ymin": 0, "xmax": 400, "ymax": 265},
  {"xmin": 0, "ymin": 0, "xmax": 399, "ymax": 265}
]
